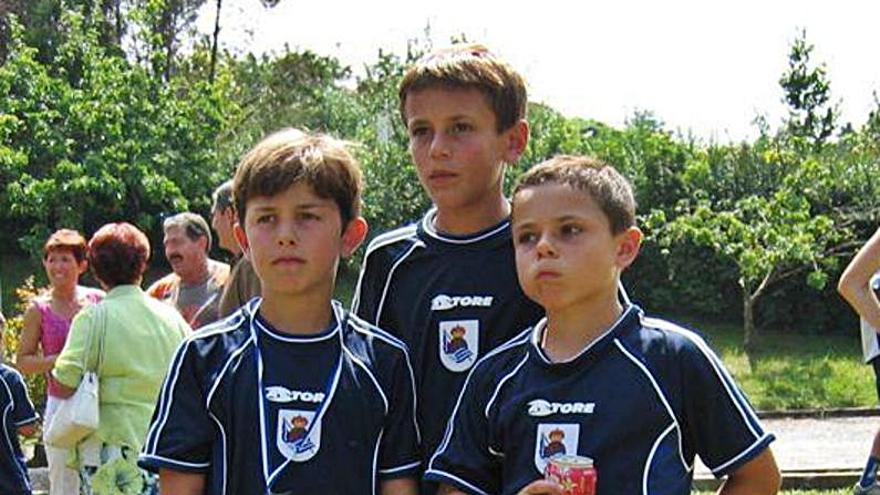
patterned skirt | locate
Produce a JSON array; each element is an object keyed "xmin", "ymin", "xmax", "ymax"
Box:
[{"xmin": 77, "ymin": 440, "xmax": 158, "ymax": 495}]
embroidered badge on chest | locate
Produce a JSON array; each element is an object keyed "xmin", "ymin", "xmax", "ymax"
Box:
[
  {"xmin": 534, "ymin": 423, "xmax": 580, "ymax": 473},
  {"xmin": 438, "ymin": 320, "xmax": 479, "ymax": 372},
  {"xmin": 277, "ymin": 409, "xmax": 321, "ymax": 462}
]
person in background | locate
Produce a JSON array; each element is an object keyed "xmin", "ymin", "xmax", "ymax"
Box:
[
  {"xmin": 212, "ymin": 179, "xmax": 261, "ymax": 317},
  {"xmin": 1, "ymin": 314, "xmax": 40, "ymax": 495},
  {"xmin": 839, "ymin": 226, "xmax": 880, "ymax": 495},
  {"xmin": 53, "ymin": 222, "xmax": 189, "ymax": 495},
  {"xmin": 148, "ymin": 212, "xmax": 230, "ymax": 328},
  {"xmin": 17, "ymin": 229, "xmax": 104, "ymax": 494}
]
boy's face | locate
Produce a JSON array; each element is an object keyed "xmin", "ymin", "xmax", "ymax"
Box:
[
  {"xmin": 512, "ymin": 183, "xmax": 641, "ymax": 313},
  {"xmin": 404, "ymin": 87, "xmax": 528, "ymax": 214},
  {"xmin": 234, "ymin": 182, "xmax": 367, "ymax": 299}
]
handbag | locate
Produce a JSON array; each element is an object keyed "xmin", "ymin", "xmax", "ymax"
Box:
[{"xmin": 45, "ymin": 302, "xmax": 106, "ymax": 449}]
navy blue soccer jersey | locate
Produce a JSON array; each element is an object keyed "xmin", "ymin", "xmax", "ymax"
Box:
[
  {"xmin": 425, "ymin": 306, "xmax": 775, "ymax": 495},
  {"xmin": 138, "ymin": 299, "xmax": 420, "ymax": 495},
  {"xmin": 0, "ymin": 363, "xmax": 38, "ymax": 495},
  {"xmin": 353, "ymin": 210, "xmax": 545, "ymax": 466}
]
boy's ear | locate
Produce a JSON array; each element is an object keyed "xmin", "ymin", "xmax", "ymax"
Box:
[
  {"xmin": 502, "ymin": 119, "xmax": 529, "ymax": 164},
  {"xmin": 615, "ymin": 226, "xmax": 642, "ymax": 269},
  {"xmin": 233, "ymin": 222, "xmax": 250, "ymax": 259},
  {"xmin": 341, "ymin": 217, "xmax": 368, "ymax": 258}
]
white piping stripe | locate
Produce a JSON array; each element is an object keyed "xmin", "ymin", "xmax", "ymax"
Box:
[
  {"xmin": 145, "ymin": 340, "xmax": 194, "ymax": 454},
  {"xmin": 646, "ymin": 317, "xmax": 763, "ymax": 439},
  {"xmin": 138, "ymin": 454, "xmax": 211, "ymax": 469},
  {"xmin": 379, "ymin": 460, "xmax": 421, "ymax": 474},
  {"xmin": 484, "ymin": 352, "xmax": 529, "ymax": 418},
  {"xmin": 642, "ymin": 422, "xmax": 677, "ymax": 495},
  {"xmin": 374, "ymin": 242, "xmax": 422, "ymax": 322},
  {"xmin": 531, "ymin": 306, "xmax": 632, "ymax": 364},
  {"xmin": 710, "ymin": 433, "xmax": 774, "ymax": 474},
  {"xmin": 424, "ymin": 469, "xmax": 491, "ymax": 495},
  {"xmin": 614, "ymin": 339, "xmax": 690, "ymax": 472},
  {"xmin": 350, "ymin": 317, "xmax": 421, "ymax": 443},
  {"xmin": 428, "ymin": 331, "xmax": 531, "ymax": 473},
  {"xmin": 371, "ymin": 429, "xmax": 382, "ymax": 495},
  {"xmin": 420, "ymin": 208, "xmax": 510, "ymax": 244},
  {"xmin": 343, "ymin": 345, "xmax": 389, "ymax": 413},
  {"xmin": 208, "ymin": 410, "xmax": 229, "ymax": 494},
  {"xmin": 352, "ymin": 225, "xmax": 419, "ymax": 313}
]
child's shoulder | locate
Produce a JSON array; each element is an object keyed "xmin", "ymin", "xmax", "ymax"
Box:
[
  {"xmin": 0, "ymin": 363, "xmax": 25, "ymax": 392},
  {"xmin": 184, "ymin": 307, "xmax": 254, "ymax": 360},
  {"xmin": 363, "ymin": 223, "xmax": 421, "ymax": 259},
  {"xmin": 344, "ymin": 312, "xmax": 410, "ymax": 359}
]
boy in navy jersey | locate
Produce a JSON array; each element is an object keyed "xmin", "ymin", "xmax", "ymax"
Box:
[
  {"xmin": 139, "ymin": 130, "xmax": 420, "ymax": 494},
  {"xmin": 1, "ymin": 319, "xmax": 39, "ymax": 495},
  {"xmin": 352, "ymin": 45, "xmax": 544, "ymax": 489},
  {"xmin": 426, "ymin": 155, "xmax": 781, "ymax": 495}
]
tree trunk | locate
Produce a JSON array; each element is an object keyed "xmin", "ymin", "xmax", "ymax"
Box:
[
  {"xmin": 743, "ymin": 288, "xmax": 756, "ymax": 352},
  {"xmin": 209, "ymin": 0, "xmax": 221, "ymax": 82}
]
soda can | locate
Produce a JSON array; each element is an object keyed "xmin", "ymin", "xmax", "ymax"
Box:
[{"xmin": 544, "ymin": 454, "xmax": 597, "ymax": 495}]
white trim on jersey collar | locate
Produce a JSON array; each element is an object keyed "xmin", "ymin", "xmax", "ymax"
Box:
[
  {"xmin": 420, "ymin": 207, "xmax": 510, "ymax": 244},
  {"xmin": 531, "ymin": 304, "xmax": 635, "ymax": 365},
  {"xmin": 252, "ymin": 299, "xmax": 343, "ymax": 343}
]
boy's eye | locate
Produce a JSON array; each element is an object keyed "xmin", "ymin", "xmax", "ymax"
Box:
[
  {"xmin": 298, "ymin": 212, "xmax": 320, "ymax": 221},
  {"xmin": 450, "ymin": 122, "xmax": 473, "ymax": 134},
  {"xmin": 409, "ymin": 126, "xmax": 429, "ymax": 138},
  {"xmin": 256, "ymin": 214, "xmax": 276, "ymax": 224},
  {"xmin": 561, "ymin": 224, "xmax": 582, "ymax": 237},
  {"xmin": 516, "ymin": 232, "xmax": 537, "ymax": 245}
]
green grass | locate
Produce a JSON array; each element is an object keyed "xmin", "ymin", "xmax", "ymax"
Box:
[{"xmin": 690, "ymin": 318, "xmax": 873, "ymax": 411}]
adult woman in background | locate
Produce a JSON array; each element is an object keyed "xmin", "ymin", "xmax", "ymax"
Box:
[
  {"xmin": 52, "ymin": 222, "xmax": 189, "ymax": 494},
  {"xmin": 18, "ymin": 229, "xmax": 104, "ymax": 494},
  {"xmin": 839, "ymin": 226, "xmax": 880, "ymax": 495}
]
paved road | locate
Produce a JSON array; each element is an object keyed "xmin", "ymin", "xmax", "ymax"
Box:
[{"xmin": 696, "ymin": 415, "xmax": 878, "ymax": 476}]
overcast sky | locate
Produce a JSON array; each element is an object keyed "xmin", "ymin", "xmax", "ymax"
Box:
[{"xmin": 196, "ymin": 0, "xmax": 880, "ymax": 142}]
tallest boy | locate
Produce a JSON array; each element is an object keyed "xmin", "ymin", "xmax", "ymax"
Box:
[{"xmin": 353, "ymin": 44, "xmax": 544, "ymax": 489}]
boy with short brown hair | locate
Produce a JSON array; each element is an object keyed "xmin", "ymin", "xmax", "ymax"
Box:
[
  {"xmin": 140, "ymin": 130, "xmax": 420, "ymax": 494},
  {"xmin": 427, "ymin": 155, "xmax": 780, "ymax": 495},
  {"xmin": 353, "ymin": 45, "xmax": 544, "ymax": 490}
]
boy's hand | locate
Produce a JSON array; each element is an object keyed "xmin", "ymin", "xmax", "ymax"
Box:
[{"xmin": 517, "ymin": 479, "xmax": 564, "ymax": 495}]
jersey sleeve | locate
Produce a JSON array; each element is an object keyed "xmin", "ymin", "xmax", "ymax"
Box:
[
  {"xmin": 8, "ymin": 371, "xmax": 38, "ymax": 427},
  {"xmin": 138, "ymin": 339, "xmax": 214, "ymax": 474},
  {"xmin": 351, "ymin": 247, "xmax": 386, "ymax": 324},
  {"xmin": 377, "ymin": 348, "xmax": 421, "ymax": 479},
  {"xmin": 679, "ymin": 334, "xmax": 774, "ymax": 478},
  {"xmin": 423, "ymin": 363, "xmax": 501, "ymax": 495}
]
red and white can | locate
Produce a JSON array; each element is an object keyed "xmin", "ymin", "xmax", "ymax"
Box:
[{"xmin": 544, "ymin": 455, "xmax": 597, "ymax": 495}]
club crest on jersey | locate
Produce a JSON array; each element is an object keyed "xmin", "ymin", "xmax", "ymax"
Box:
[
  {"xmin": 534, "ymin": 423, "xmax": 579, "ymax": 473},
  {"xmin": 439, "ymin": 320, "xmax": 479, "ymax": 372},
  {"xmin": 277, "ymin": 409, "xmax": 321, "ymax": 462}
]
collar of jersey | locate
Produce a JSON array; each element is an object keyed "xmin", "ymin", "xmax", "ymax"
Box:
[
  {"xmin": 418, "ymin": 207, "xmax": 511, "ymax": 245},
  {"xmin": 249, "ymin": 298, "xmax": 343, "ymax": 343},
  {"xmin": 530, "ymin": 304, "xmax": 643, "ymax": 369}
]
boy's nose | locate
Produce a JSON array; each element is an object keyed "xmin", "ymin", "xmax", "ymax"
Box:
[
  {"xmin": 428, "ymin": 133, "xmax": 452, "ymax": 159},
  {"xmin": 536, "ymin": 234, "xmax": 557, "ymax": 258}
]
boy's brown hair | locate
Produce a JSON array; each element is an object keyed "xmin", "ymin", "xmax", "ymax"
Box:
[
  {"xmin": 43, "ymin": 229, "xmax": 88, "ymax": 263},
  {"xmin": 233, "ymin": 129, "xmax": 363, "ymax": 228},
  {"xmin": 513, "ymin": 155, "xmax": 637, "ymax": 235},
  {"xmin": 398, "ymin": 44, "xmax": 528, "ymax": 133}
]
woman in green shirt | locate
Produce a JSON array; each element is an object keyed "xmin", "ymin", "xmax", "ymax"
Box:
[{"xmin": 53, "ymin": 223, "xmax": 190, "ymax": 495}]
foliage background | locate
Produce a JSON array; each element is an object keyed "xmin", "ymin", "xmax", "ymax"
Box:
[{"xmin": 1, "ymin": 0, "xmax": 879, "ymax": 348}]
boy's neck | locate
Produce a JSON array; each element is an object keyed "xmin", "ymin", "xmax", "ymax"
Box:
[
  {"xmin": 258, "ymin": 289, "xmax": 335, "ymax": 336},
  {"xmin": 541, "ymin": 292, "xmax": 624, "ymax": 363},
  {"xmin": 433, "ymin": 196, "xmax": 510, "ymax": 236}
]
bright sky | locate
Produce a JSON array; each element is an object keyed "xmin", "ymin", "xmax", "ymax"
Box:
[{"xmin": 197, "ymin": 0, "xmax": 880, "ymax": 143}]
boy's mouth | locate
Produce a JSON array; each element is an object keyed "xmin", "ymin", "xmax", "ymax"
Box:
[
  {"xmin": 535, "ymin": 269, "xmax": 561, "ymax": 280},
  {"xmin": 272, "ymin": 256, "xmax": 305, "ymax": 265}
]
